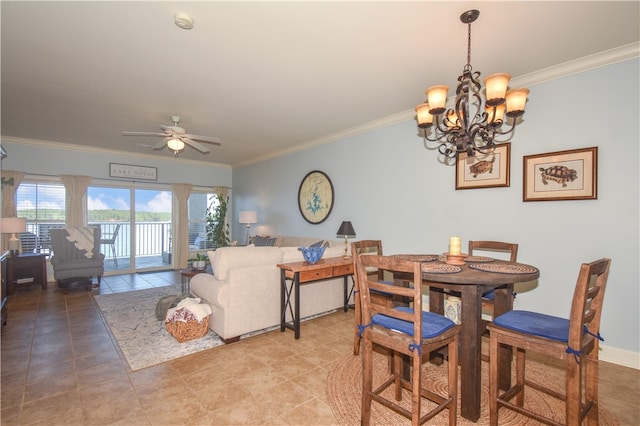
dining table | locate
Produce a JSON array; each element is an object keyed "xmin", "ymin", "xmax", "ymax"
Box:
[{"xmin": 393, "ymin": 254, "xmax": 539, "ymax": 422}]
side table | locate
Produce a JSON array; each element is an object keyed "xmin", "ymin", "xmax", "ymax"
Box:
[
  {"xmin": 180, "ymin": 267, "xmax": 211, "ymax": 293},
  {"xmin": 7, "ymin": 253, "xmax": 47, "ymax": 294},
  {"xmin": 277, "ymin": 256, "xmax": 354, "ymax": 339}
]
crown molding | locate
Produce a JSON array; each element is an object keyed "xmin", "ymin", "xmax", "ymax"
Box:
[{"xmin": 236, "ymin": 42, "xmax": 639, "ymax": 167}]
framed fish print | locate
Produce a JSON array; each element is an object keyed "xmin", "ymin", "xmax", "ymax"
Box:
[
  {"xmin": 298, "ymin": 170, "xmax": 334, "ymax": 224},
  {"xmin": 523, "ymin": 147, "xmax": 597, "ymax": 201},
  {"xmin": 456, "ymin": 143, "xmax": 510, "ymax": 190}
]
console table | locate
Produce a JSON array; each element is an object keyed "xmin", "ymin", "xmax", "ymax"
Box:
[
  {"xmin": 277, "ymin": 256, "xmax": 353, "ymax": 339},
  {"xmin": 7, "ymin": 253, "xmax": 47, "ymax": 294}
]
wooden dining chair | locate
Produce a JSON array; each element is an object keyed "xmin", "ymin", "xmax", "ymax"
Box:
[
  {"xmin": 351, "ymin": 240, "xmax": 388, "ymax": 355},
  {"xmin": 355, "ymin": 254, "xmax": 460, "ymax": 426},
  {"xmin": 488, "ymin": 258, "xmax": 611, "ymax": 426},
  {"xmin": 468, "ymin": 240, "xmax": 519, "ymax": 321}
]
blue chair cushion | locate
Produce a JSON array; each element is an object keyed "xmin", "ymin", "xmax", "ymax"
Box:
[
  {"xmin": 493, "ymin": 310, "xmax": 569, "ymax": 342},
  {"xmin": 371, "ymin": 307, "xmax": 456, "ymax": 339},
  {"xmin": 482, "ymin": 289, "xmax": 495, "ymax": 300}
]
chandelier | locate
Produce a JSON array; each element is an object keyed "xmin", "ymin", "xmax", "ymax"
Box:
[{"xmin": 415, "ymin": 10, "xmax": 529, "ymax": 160}]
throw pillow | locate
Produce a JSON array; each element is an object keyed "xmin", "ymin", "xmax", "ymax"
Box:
[{"xmin": 254, "ymin": 236, "xmax": 277, "ymax": 246}]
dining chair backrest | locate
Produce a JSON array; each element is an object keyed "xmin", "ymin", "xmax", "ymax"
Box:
[
  {"xmin": 568, "ymin": 257, "xmax": 610, "ymax": 353},
  {"xmin": 355, "ymin": 254, "xmax": 423, "ymax": 339},
  {"xmin": 469, "ymin": 240, "xmax": 518, "ymax": 262},
  {"xmin": 351, "ymin": 240, "xmax": 383, "ymax": 280}
]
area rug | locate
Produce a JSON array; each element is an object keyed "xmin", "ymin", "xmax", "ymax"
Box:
[
  {"xmin": 93, "ymin": 285, "xmax": 225, "ymax": 371},
  {"xmin": 326, "ymin": 351, "xmax": 619, "ymax": 425}
]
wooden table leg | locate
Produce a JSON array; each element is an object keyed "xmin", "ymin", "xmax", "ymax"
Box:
[{"xmin": 459, "ymin": 285, "xmax": 482, "ymax": 422}]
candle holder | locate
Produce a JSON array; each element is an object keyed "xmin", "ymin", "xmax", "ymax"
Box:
[{"xmin": 445, "ymin": 253, "xmax": 466, "ymax": 265}]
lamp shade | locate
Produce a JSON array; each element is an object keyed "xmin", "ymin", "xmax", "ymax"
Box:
[
  {"xmin": 1, "ymin": 217, "xmax": 26, "ymax": 234},
  {"xmin": 426, "ymin": 85, "xmax": 449, "ymax": 115},
  {"xmin": 239, "ymin": 211, "xmax": 258, "ymax": 224},
  {"xmin": 336, "ymin": 221, "xmax": 356, "ymax": 238}
]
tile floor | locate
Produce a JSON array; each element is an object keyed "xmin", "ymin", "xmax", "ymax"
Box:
[{"xmin": 1, "ymin": 272, "xmax": 638, "ymax": 425}]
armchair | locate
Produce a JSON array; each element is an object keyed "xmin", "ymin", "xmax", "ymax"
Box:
[{"xmin": 50, "ymin": 226, "xmax": 105, "ymax": 286}]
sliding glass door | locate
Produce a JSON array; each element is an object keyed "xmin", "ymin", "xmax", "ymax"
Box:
[
  {"xmin": 134, "ymin": 189, "xmax": 171, "ymax": 270},
  {"xmin": 88, "ymin": 186, "xmax": 172, "ymax": 273}
]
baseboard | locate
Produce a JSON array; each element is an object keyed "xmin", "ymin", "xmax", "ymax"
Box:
[{"xmin": 600, "ymin": 345, "xmax": 640, "ymax": 369}]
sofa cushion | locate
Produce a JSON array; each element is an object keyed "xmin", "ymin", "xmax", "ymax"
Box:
[
  {"xmin": 254, "ymin": 236, "xmax": 277, "ymax": 246},
  {"xmin": 210, "ymin": 246, "xmax": 283, "ymax": 280}
]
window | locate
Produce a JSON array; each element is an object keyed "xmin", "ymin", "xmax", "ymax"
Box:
[
  {"xmin": 16, "ymin": 181, "xmax": 66, "ymax": 251},
  {"xmin": 188, "ymin": 192, "xmax": 219, "ymax": 250}
]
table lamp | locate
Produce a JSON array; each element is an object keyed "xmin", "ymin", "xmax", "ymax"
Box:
[
  {"xmin": 1, "ymin": 217, "xmax": 26, "ymax": 256},
  {"xmin": 239, "ymin": 211, "xmax": 258, "ymax": 245},
  {"xmin": 336, "ymin": 221, "xmax": 356, "ymax": 259}
]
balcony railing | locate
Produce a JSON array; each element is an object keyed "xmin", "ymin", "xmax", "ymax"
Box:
[{"xmin": 26, "ymin": 221, "xmax": 172, "ymax": 258}]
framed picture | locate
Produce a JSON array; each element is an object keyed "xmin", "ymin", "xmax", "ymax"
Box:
[
  {"xmin": 298, "ymin": 170, "xmax": 334, "ymax": 224},
  {"xmin": 456, "ymin": 143, "xmax": 510, "ymax": 190},
  {"xmin": 523, "ymin": 147, "xmax": 597, "ymax": 201},
  {"xmin": 109, "ymin": 163, "xmax": 157, "ymax": 181}
]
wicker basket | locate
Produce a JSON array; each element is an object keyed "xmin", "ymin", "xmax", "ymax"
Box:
[{"xmin": 166, "ymin": 316, "xmax": 209, "ymax": 343}]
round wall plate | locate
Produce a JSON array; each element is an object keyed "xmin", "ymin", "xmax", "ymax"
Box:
[{"xmin": 298, "ymin": 170, "xmax": 334, "ymax": 224}]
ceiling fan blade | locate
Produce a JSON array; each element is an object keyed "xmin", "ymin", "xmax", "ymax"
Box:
[
  {"xmin": 183, "ymin": 133, "xmax": 222, "ymax": 145},
  {"xmin": 122, "ymin": 131, "xmax": 167, "ymax": 137},
  {"xmin": 182, "ymin": 137, "xmax": 210, "ymax": 153},
  {"xmin": 152, "ymin": 139, "xmax": 167, "ymax": 150}
]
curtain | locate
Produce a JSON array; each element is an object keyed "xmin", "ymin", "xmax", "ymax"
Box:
[
  {"xmin": 1, "ymin": 170, "xmax": 25, "ymax": 251},
  {"xmin": 171, "ymin": 183, "xmax": 192, "ymax": 269},
  {"xmin": 60, "ymin": 175, "xmax": 92, "ymax": 228}
]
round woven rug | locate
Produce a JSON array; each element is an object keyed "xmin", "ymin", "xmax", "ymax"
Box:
[{"xmin": 326, "ymin": 351, "xmax": 619, "ymax": 426}]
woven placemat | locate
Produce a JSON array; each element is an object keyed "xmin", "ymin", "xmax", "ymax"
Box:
[
  {"xmin": 326, "ymin": 351, "xmax": 619, "ymax": 426},
  {"xmin": 391, "ymin": 254, "xmax": 438, "ymax": 262},
  {"xmin": 468, "ymin": 262, "xmax": 538, "ymax": 274}
]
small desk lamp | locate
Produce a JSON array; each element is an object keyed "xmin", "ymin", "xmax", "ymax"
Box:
[
  {"xmin": 239, "ymin": 211, "xmax": 257, "ymax": 245},
  {"xmin": 1, "ymin": 217, "xmax": 26, "ymax": 256},
  {"xmin": 336, "ymin": 221, "xmax": 356, "ymax": 259}
]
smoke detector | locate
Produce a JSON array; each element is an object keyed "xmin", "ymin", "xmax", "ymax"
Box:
[{"xmin": 174, "ymin": 14, "xmax": 194, "ymax": 30}]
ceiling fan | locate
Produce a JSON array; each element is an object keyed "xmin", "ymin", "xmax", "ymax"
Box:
[{"xmin": 123, "ymin": 115, "xmax": 221, "ymax": 156}]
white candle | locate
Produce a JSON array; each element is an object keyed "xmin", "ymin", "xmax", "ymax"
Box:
[{"xmin": 449, "ymin": 236, "xmax": 461, "ymax": 255}]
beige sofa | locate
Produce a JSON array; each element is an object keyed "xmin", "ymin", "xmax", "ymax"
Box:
[{"xmin": 190, "ymin": 236, "xmax": 351, "ymax": 343}]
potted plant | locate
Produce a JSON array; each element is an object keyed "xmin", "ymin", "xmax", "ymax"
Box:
[
  {"xmin": 206, "ymin": 195, "xmax": 230, "ymax": 249},
  {"xmin": 188, "ymin": 253, "xmax": 208, "ymax": 270}
]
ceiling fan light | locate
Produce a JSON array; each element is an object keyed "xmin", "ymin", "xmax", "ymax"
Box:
[{"xmin": 167, "ymin": 138, "xmax": 185, "ymax": 152}]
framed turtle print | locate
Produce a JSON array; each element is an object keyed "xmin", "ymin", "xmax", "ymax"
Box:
[
  {"xmin": 456, "ymin": 143, "xmax": 510, "ymax": 190},
  {"xmin": 298, "ymin": 170, "xmax": 334, "ymax": 224},
  {"xmin": 523, "ymin": 147, "xmax": 597, "ymax": 201}
]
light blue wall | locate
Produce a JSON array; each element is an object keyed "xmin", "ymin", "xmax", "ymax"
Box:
[{"xmin": 232, "ymin": 58, "xmax": 640, "ymax": 359}]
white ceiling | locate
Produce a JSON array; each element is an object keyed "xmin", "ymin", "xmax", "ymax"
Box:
[{"xmin": 2, "ymin": 1, "xmax": 639, "ymax": 166}]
